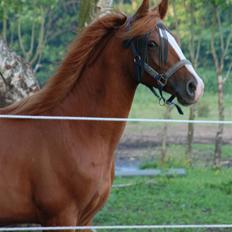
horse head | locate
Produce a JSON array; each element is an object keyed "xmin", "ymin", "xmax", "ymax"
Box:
[{"xmin": 121, "ymin": 0, "xmax": 204, "ymax": 113}]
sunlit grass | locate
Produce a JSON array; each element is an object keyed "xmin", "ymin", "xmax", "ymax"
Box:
[
  {"xmin": 130, "ymin": 85, "xmax": 232, "ymax": 120},
  {"xmin": 95, "ymin": 169, "xmax": 232, "ymax": 232},
  {"xmin": 138, "ymin": 144, "xmax": 232, "ymax": 169}
]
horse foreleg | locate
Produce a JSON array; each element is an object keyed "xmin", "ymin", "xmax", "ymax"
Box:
[{"xmin": 42, "ymin": 208, "xmax": 78, "ymax": 232}]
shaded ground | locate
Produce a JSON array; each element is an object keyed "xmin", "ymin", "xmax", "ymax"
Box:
[{"xmin": 115, "ymin": 124, "xmax": 232, "ymax": 167}]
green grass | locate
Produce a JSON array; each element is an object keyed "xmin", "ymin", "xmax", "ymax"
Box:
[
  {"xmin": 139, "ymin": 144, "xmax": 232, "ymax": 169},
  {"xmin": 94, "ymin": 169, "xmax": 232, "ymax": 232},
  {"xmin": 94, "ymin": 143, "xmax": 232, "ymax": 231},
  {"xmin": 93, "ymin": 76, "xmax": 232, "ymax": 230}
]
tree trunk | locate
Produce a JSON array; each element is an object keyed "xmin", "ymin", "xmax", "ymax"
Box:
[
  {"xmin": 159, "ymin": 0, "xmax": 179, "ymax": 165},
  {"xmin": 96, "ymin": 0, "xmax": 113, "ymax": 15},
  {"xmin": 160, "ymin": 107, "xmax": 171, "ymax": 164},
  {"xmin": 78, "ymin": 0, "xmax": 113, "ymax": 29},
  {"xmin": 78, "ymin": 0, "xmax": 97, "ymax": 29},
  {"xmin": 0, "ymin": 39, "xmax": 40, "ymax": 107},
  {"xmin": 186, "ymin": 105, "xmax": 196, "ymax": 165},
  {"xmin": 183, "ymin": 0, "xmax": 202, "ymax": 165},
  {"xmin": 214, "ymin": 71, "xmax": 224, "ymax": 167},
  {"xmin": 209, "ymin": 5, "xmax": 230, "ymax": 168}
]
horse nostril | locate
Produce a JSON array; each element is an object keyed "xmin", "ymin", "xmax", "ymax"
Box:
[{"xmin": 186, "ymin": 80, "xmax": 196, "ymax": 97}]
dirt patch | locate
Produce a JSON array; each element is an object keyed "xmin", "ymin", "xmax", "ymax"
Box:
[{"xmin": 115, "ymin": 124, "xmax": 232, "ymax": 165}]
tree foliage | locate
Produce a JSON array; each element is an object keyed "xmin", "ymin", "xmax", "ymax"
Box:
[
  {"xmin": 0, "ymin": 0, "xmax": 231, "ymax": 91},
  {"xmin": 0, "ymin": 0, "xmax": 79, "ymax": 84}
]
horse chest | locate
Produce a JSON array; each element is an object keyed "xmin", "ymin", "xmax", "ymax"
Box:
[
  {"xmin": 52, "ymin": 145, "xmax": 114, "ymax": 206},
  {"xmin": 77, "ymin": 167, "xmax": 113, "ymax": 223}
]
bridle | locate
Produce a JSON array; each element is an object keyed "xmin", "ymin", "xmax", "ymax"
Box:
[{"xmin": 124, "ymin": 19, "xmax": 192, "ymax": 115}]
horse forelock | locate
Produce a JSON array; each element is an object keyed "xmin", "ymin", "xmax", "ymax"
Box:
[
  {"xmin": 121, "ymin": 10, "xmax": 160, "ymax": 40},
  {"xmin": 0, "ymin": 12, "xmax": 127, "ymax": 115}
]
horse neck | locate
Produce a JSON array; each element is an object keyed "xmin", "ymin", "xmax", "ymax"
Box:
[
  {"xmin": 58, "ymin": 37, "xmax": 137, "ymax": 120},
  {"xmin": 53, "ymin": 36, "xmax": 137, "ymax": 146}
]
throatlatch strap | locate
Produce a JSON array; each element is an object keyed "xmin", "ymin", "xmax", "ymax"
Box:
[{"xmin": 131, "ymin": 35, "xmax": 149, "ymax": 83}]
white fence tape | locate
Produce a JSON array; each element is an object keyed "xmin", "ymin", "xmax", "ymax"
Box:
[{"xmin": 0, "ymin": 114, "xmax": 231, "ymax": 124}]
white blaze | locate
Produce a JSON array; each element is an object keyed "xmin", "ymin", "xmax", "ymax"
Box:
[{"xmin": 159, "ymin": 28, "xmax": 204, "ymax": 101}]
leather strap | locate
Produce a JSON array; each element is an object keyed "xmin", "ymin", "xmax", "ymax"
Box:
[
  {"xmin": 144, "ymin": 59, "xmax": 191, "ymax": 89},
  {"xmin": 165, "ymin": 60, "xmax": 191, "ymax": 79},
  {"xmin": 126, "ymin": 18, "xmax": 190, "ymax": 115},
  {"xmin": 131, "ymin": 36, "xmax": 149, "ymax": 83}
]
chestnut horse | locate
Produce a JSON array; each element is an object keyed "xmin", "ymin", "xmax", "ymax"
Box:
[{"xmin": 0, "ymin": 0, "xmax": 204, "ymax": 231}]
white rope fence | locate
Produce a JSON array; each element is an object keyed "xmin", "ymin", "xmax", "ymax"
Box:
[
  {"xmin": 1, "ymin": 225, "xmax": 232, "ymax": 231},
  {"xmin": 0, "ymin": 114, "xmax": 232, "ymax": 124},
  {"xmin": 0, "ymin": 115, "xmax": 230, "ymax": 231}
]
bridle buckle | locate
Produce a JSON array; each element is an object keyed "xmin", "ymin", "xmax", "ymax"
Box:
[
  {"xmin": 134, "ymin": 55, "xmax": 142, "ymax": 64},
  {"xmin": 157, "ymin": 73, "xmax": 167, "ymax": 87}
]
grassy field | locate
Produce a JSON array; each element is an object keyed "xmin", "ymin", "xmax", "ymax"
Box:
[
  {"xmin": 94, "ymin": 169, "xmax": 232, "ymax": 231},
  {"xmin": 129, "ymin": 85, "xmax": 232, "ymax": 121},
  {"xmin": 139, "ymin": 144, "xmax": 232, "ymax": 169},
  {"xmin": 93, "ymin": 86, "xmax": 232, "ymax": 231},
  {"xmin": 94, "ymin": 145, "xmax": 232, "ymax": 230}
]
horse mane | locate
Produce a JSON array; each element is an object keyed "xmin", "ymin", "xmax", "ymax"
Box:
[{"xmin": 0, "ymin": 9, "xmax": 159, "ymax": 115}]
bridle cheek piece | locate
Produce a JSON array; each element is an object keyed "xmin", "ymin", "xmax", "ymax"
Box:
[{"xmin": 124, "ymin": 19, "xmax": 192, "ymax": 115}]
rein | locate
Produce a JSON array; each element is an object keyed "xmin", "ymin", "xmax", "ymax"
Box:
[{"xmin": 124, "ymin": 19, "xmax": 191, "ymax": 115}]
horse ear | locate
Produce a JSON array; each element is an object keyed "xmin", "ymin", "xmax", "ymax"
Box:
[
  {"xmin": 133, "ymin": 0, "xmax": 150, "ymax": 20},
  {"xmin": 153, "ymin": 0, "xmax": 168, "ymax": 19}
]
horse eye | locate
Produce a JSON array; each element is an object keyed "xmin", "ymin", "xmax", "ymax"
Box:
[{"xmin": 148, "ymin": 41, "xmax": 158, "ymax": 48}]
